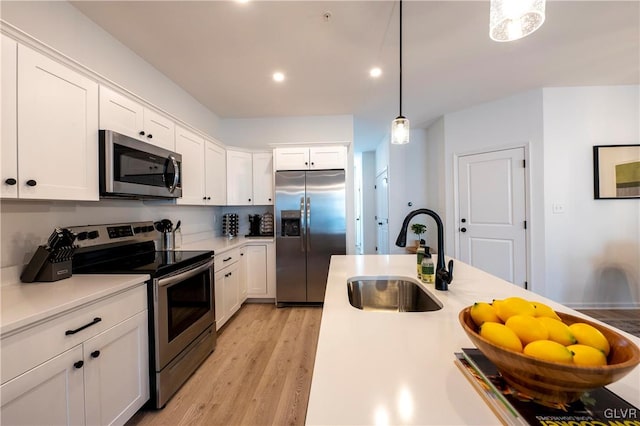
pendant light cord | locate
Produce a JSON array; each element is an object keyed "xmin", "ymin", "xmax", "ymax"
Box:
[{"xmin": 399, "ymin": 0, "xmax": 403, "ymax": 117}]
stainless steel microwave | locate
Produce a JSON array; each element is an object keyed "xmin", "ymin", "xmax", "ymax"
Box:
[{"xmin": 99, "ymin": 130, "xmax": 182, "ymax": 199}]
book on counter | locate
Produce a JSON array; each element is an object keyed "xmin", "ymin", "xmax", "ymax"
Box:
[{"xmin": 454, "ymin": 348, "xmax": 640, "ymax": 426}]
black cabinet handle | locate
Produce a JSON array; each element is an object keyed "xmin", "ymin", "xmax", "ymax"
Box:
[
  {"xmin": 65, "ymin": 317, "xmax": 102, "ymax": 335},
  {"xmin": 460, "ymin": 227, "xmax": 467, "ymax": 233},
  {"xmin": 311, "ymin": 162, "xmax": 315, "ymax": 166},
  {"xmin": 5, "ymin": 178, "xmax": 16, "ymax": 185},
  {"xmin": 74, "ymin": 360, "xmax": 84, "ymax": 369},
  {"xmin": 203, "ymin": 196, "xmax": 207, "ymax": 200},
  {"xmin": 139, "ymin": 130, "xmax": 145, "ymax": 136},
  {"xmin": 305, "ymin": 162, "xmax": 308, "ymax": 165},
  {"xmin": 207, "ymin": 197, "xmax": 211, "ymax": 200},
  {"xmin": 91, "ymin": 350, "xmax": 101, "ymax": 358},
  {"xmin": 147, "ymin": 134, "xmax": 153, "ymax": 139},
  {"xmin": 26, "ymin": 179, "xmax": 37, "ymax": 187},
  {"xmin": 225, "ymin": 272, "xmax": 232, "ymax": 278},
  {"xmin": 248, "ymin": 198, "xmax": 252, "ymax": 202},
  {"xmin": 268, "ymin": 198, "xmax": 272, "ymax": 202},
  {"xmin": 223, "ymin": 257, "xmax": 232, "ymax": 262}
]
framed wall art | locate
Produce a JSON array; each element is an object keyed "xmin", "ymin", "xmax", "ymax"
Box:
[{"xmin": 593, "ymin": 144, "xmax": 640, "ymax": 199}]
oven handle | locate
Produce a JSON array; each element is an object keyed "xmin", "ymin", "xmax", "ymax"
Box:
[{"xmin": 157, "ymin": 258, "xmax": 213, "ymax": 288}]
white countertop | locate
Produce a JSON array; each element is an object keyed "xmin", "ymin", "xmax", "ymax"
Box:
[
  {"xmin": 1, "ymin": 274, "xmax": 149, "ymax": 336},
  {"xmin": 306, "ymin": 255, "xmax": 640, "ymax": 425}
]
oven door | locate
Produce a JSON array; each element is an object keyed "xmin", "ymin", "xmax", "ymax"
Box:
[{"xmin": 154, "ymin": 257, "xmax": 215, "ymax": 370}]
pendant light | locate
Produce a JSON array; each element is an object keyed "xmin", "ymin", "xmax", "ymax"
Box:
[
  {"xmin": 391, "ymin": 0, "xmax": 409, "ymax": 145},
  {"xmin": 490, "ymin": 0, "xmax": 545, "ymax": 42}
]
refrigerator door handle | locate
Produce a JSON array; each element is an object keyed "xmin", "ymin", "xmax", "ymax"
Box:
[
  {"xmin": 300, "ymin": 197, "xmax": 306, "ymax": 252},
  {"xmin": 307, "ymin": 196, "xmax": 311, "ymax": 252}
]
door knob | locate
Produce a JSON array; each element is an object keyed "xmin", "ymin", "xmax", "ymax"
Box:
[
  {"xmin": 461, "ymin": 218, "xmax": 466, "ymax": 223},
  {"xmin": 460, "ymin": 227, "xmax": 467, "ymax": 233}
]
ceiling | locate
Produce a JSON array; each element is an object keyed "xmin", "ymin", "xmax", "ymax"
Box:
[{"xmin": 70, "ymin": 1, "xmax": 639, "ymax": 152}]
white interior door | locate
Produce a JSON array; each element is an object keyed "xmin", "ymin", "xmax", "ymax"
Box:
[
  {"xmin": 375, "ymin": 169, "xmax": 389, "ymax": 254},
  {"xmin": 458, "ymin": 148, "xmax": 527, "ymax": 286}
]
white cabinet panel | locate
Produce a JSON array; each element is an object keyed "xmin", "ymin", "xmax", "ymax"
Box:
[
  {"xmin": 0, "ymin": 346, "xmax": 85, "ymax": 426},
  {"xmin": 17, "ymin": 44, "xmax": 99, "ymax": 201},
  {"xmin": 176, "ymin": 125, "xmax": 206, "ymax": 205},
  {"xmin": 143, "ymin": 108, "xmax": 175, "ymax": 151},
  {"xmin": 246, "ymin": 245, "xmax": 268, "ymax": 297},
  {"xmin": 274, "ymin": 146, "xmax": 346, "ymax": 171},
  {"xmin": 205, "ymin": 140, "xmax": 226, "ymax": 205},
  {"xmin": 226, "ymin": 150, "xmax": 252, "ymax": 205},
  {"xmin": 1, "ymin": 35, "xmax": 17, "ymax": 198},
  {"xmin": 99, "ymin": 85, "xmax": 144, "ymax": 140},
  {"xmin": 252, "ymin": 152, "xmax": 273, "ymax": 205},
  {"xmin": 100, "ymin": 85, "xmax": 175, "ymax": 151},
  {"xmin": 214, "ymin": 252, "xmax": 242, "ymax": 330},
  {"xmin": 84, "ymin": 311, "xmax": 149, "ymax": 426}
]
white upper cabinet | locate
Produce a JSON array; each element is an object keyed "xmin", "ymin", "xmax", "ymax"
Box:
[
  {"xmin": 99, "ymin": 85, "xmax": 175, "ymax": 151},
  {"xmin": 205, "ymin": 139, "xmax": 227, "ymax": 205},
  {"xmin": 176, "ymin": 125, "xmax": 206, "ymax": 205},
  {"xmin": 274, "ymin": 146, "xmax": 346, "ymax": 171},
  {"xmin": 176, "ymin": 126, "xmax": 226, "ymax": 205},
  {"xmin": 1, "ymin": 35, "xmax": 18, "ymax": 199},
  {"xmin": 17, "ymin": 44, "xmax": 99, "ymax": 201},
  {"xmin": 252, "ymin": 152, "xmax": 274, "ymax": 205},
  {"xmin": 226, "ymin": 150, "xmax": 253, "ymax": 205}
]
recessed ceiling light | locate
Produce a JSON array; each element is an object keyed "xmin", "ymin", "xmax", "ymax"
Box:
[
  {"xmin": 370, "ymin": 67, "xmax": 382, "ymax": 78},
  {"xmin": 236, "ymin": 0, "xmax": 250, "ymax": 3},
  {"xmin": 273, "ymin": 72, "xmax": 285, "ymax": 82}
]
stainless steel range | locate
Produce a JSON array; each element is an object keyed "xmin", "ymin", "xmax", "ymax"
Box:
[{"xmin": 70, "ymin": 221, "xmax": 215, "ymax": 409}]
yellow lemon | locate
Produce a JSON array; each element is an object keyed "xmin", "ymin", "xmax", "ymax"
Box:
[
  {"xmin": 569, "ymin": 323, "xmax": 611, "ymax": 356},
  {"xmin": 494, "ymin": 297, "xmax": 536, "ymax": 322},
  {"xmin": 537, "ymin": 317, "xmax": 577, "ymax": 346},
  {"xmin": 531, "ymin": 301, "xmax": 561, "ymax": 320},
  {"xmin": 479, "ymin": 322, "xmax": 523, "ymax": 352},
  {"xmin": 523, "ymin": 340, "xmax": 573, "ymax": 364},
  {"xmin": 505, "ymin": 315, "xmax": 549, "ymax": 345},
  {"xmin": 470, "ymin": 302, "xmax": 501, "ymax": 326},
  {"xmin": 567, "ymin": 344, "xmax": 607, "ymax": 366}
]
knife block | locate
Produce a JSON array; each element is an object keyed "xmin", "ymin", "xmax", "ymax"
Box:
[{"xmin": 21, "ymin": 246, "xmax": 73, "ymax": 283}]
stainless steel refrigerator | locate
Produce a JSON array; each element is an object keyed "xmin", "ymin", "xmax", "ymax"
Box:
[{"xmin": 276, "ymin": 170, "xmax": 346, "ymax": 305}]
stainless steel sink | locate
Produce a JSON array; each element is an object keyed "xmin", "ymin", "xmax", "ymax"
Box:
[{"xmin": 346, "ymin": 277, "xmax": 443, "ymax": 312}]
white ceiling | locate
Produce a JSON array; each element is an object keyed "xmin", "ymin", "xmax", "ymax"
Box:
[{"xmin": 70, "ymin": 1, "xmax": 639, "ymax": 151}]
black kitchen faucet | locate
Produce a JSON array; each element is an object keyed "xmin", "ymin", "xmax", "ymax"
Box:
[{"xmin": 396, "ymin": 208, "xmax": 454, "ymax": 291}]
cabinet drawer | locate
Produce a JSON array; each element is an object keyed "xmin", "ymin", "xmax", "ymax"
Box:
[
  {"xmin": 214, "ymin": 248, "xmax": 240, "ymax": 272},
  {"xmin": 1, "ymin": 284, "xmax": 147, "ymax": 384}
]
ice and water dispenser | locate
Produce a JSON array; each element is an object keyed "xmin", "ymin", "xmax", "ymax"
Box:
[{"xmin": 280, "ymin": 210, "xmax": 301, "ymax": 237}]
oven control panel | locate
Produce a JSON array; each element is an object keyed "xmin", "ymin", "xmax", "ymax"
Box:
[{"xmin": 69, "ymin": 221, "xmax": 157, "ymax": 249}]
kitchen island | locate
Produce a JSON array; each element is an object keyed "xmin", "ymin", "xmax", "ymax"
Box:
[{"xmin": 306, "ymin": 255, "xmax": 640, "ymax": 425}]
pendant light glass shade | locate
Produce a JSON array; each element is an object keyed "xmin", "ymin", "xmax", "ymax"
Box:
[
  {"xmin": 490, "ymin": 0, "xmax": 545, "ymax": 42},
  {"xmin": 391, "ymin": 116, "xmax": 410, "ymax": 145},
  {"xmin": 391, "ymin": 0, "xmax": 409, "ymax": 145}
]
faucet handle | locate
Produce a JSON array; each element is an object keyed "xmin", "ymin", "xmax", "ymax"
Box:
[
  {"xmin": 446, "ymin": 260, "xmax": 454, "ymax": 284},
  {"xmin": 437, "ymin": 260, "xmax": 455, "ymax": 285}
]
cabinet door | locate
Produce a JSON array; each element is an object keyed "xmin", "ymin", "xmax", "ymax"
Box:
[
  {"xmin": 143, "ymin": 108, "xmax": 175, "ymax": 151},
  {"xmin": 252, "ymin": 153, "xmax": 273, "ymax": 205},
  {"xmin": 99, "ymin": 85, "xmax": 144, "ymax": 141},
  {"xmin": 246, "ymin": 245, "xmax": 268, "ymax": 297},
  {"xmin": 224, "ymin": 261, "xmax": 241, "ymax": 318},
  {"xmin": 205, "ymin": 140, "xmax": 226, "ymax": 205},
  {"xmin": 214, "ymin": 269, "xmax": 225, "ymax": 330},
  {"xmin": 0, "ymin": 346, "xmax": 85, "ymax": 426},
  {"xmin": 1, "ymin": 35, "xmax": 17, "ymax": 198},
  {"xmin": 239, "ymin": 248, "xmax": 248, "ymax": 302},
  {"xmin": 274, "ymin": 147, "xmax": 309, "ymax": 170},
  {"xmin": 310, "ymin": 146, "xmax": 346, "ymax": 170},
  {"xmin": 226, "ymin": 150, "xmax": 252, "ymax": 205},
  {"xmin": 84, "ymin": 311, "xmax": 149, "ymax": 426},
  {"xmin": 176, "ymin": 125, "xmax": 205, "ymax": 205},
  {"xmin": 18, "ymin": 45, "xmax": 99, "ymax": 201}
]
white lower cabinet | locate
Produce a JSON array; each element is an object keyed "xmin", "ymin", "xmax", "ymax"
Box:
[
  {"xmin": 246, "ymin": 243, "xmax": 276, "ymax": 298},
  {"xmin": 0, "ymin": 285, "xmax": 149, "ymax": 426},
  {"xmin": 0, "ymin": 345, "xmax": 85, "ymax": 426},
  {"xmin": 214, "ymin": 249, "xmax": 245, "ymax": 330}
]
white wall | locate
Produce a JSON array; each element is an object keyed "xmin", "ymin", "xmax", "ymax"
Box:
[
  {"xmin": 423, "ymin": 118, "xmax": 446, "ymax": 251},
  {"xmin": 1, "ymin": 1, "xmax": 221, "ymax": 138},
  {"xmin": 361, "ymin": 151, "xmax": 377, "ymax": 254},
  {"xmin": 442, "ymin": 90, "xmax": 545, "ymax": 294},
  {"xmin": 542, "ymin": 86, "xmax": 640, "ymax": 307}
]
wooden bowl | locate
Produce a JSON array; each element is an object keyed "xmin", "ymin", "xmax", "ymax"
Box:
[{"xmin": 459, "ymin": 306, "xmax": 640, "ymax": 403}]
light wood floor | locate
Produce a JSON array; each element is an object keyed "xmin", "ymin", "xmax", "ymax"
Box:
[{"xmin": 126, "ymin": 303, "xmax": 323, "ymax": 426}]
